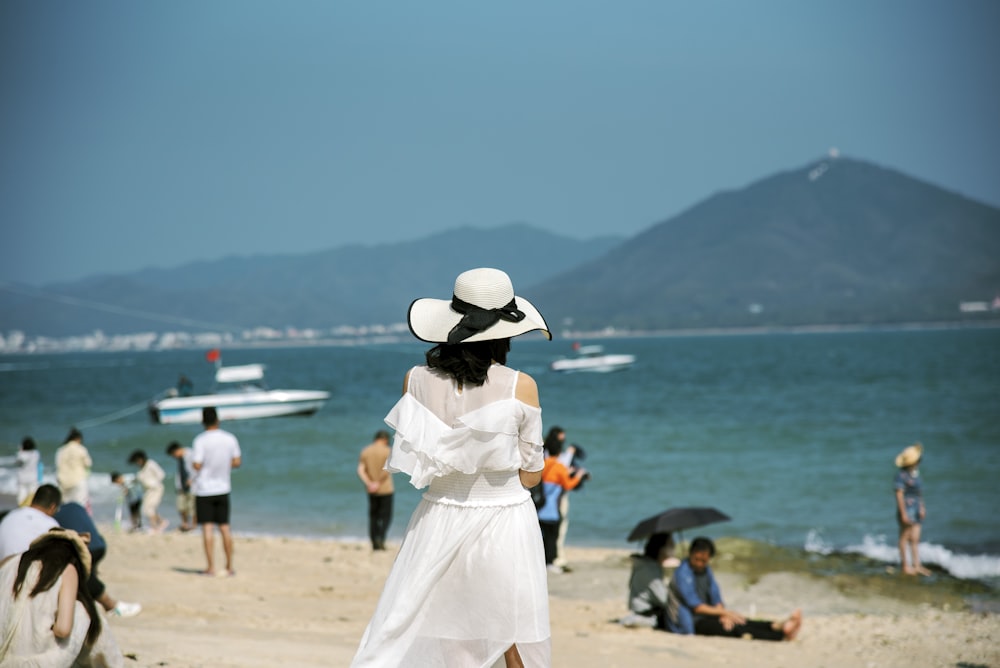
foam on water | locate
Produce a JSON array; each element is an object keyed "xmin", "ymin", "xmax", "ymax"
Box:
[
  {"xmin": 0, "ymin": 466, "xmax": 127, "ymax": 506},
  {"xmin": 804, "ymin": 529, "xmax": 1000, "ymax": 580}
]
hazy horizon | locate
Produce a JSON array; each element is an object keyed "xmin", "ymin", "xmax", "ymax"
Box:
[{"xmin": 3, "ymin": 1, "xmax": 998, "ymax": 286}]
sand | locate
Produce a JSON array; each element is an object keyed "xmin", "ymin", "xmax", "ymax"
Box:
[{"xmin": 95, "ymin": 530, "xmax": 999, "ymax": 668}]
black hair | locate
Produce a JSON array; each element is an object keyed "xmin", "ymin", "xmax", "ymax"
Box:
[
  {"xmin": 14, "ymin": 536, "xmax": 101, "ymax": 646},
  {"xmin": 110, "ymin": 471, "xmax": 123, "ymax": 482},
  {"xmin": 21, "ymin": 436, "xmax": 37, "ymax": 451},
  {"xmin": 202, "ymin": 406, "xmax": 219, "ymax": 427},
  {"xmin": 689, "ymin": 536, "xmax": 716, "ymax": 557},
  {"xmin": 425, "ymin": 338, "xmax": 511, "ymax": 387},
  {"xmin": 374, "ymin": 430, "xmax": 391, "ymax": 442},
  {"xmin": 643, "ymin": 532, "xmax": 673, "ymax": 560},
  {"xmin": 63, "ymin": 427, "xmax": 82, "ymax": 444},
  {"xmin": 166, "ymin": 441, "xmax": 183, "ymax": 455},
  {"xmin": 543, "ymin": 426, "xmax": 565, "ymax": 456},
  {"xmin": 128, "ymin": 449, "xmax": 147, "ymax": 465},
  {"xmin": 31, "ymin": 484, "xmax": 62, "ymax": 509}
]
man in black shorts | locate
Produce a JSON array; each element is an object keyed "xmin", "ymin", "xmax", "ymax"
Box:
[{"xmin": 192, "ymin": 407, "xmax": 242, "ymax": 576}]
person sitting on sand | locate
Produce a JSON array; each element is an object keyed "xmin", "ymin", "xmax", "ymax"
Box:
[
  {"xmin": 0, "ymin": 528, "xmax": 124, "ymax": 666},
  {"xmin": 622, "ymin": 532, "xmax": 679, "ymax": 629},
  {"xmin": 0, "ymin": 483, "xmax": 61, "ymax": 562},
  {"xmin": 55, "ymin": 501, "xmax": 142, "ymax": 618},
  {"xmin": 894, "ymin": 442, "xmax": 930, "ymax": 576},
  {"xmin": 665, "ymin": 536, "xmax": 802, "ymax": 641}
]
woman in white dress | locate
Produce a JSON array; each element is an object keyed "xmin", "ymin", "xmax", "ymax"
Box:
[
  {"xmin": 0, "ymin": 528, "xmax": 123, "ymax": 667},
  {"xmin": 351, "ymin": 268, "xmax": 553, "ymax": 668}
]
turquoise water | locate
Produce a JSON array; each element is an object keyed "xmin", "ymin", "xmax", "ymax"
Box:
[{"xmin": 2, "ymin": 328, "xmax": 998, "ymax": 585}]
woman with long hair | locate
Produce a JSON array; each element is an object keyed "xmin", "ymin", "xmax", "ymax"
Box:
[
  {"xmin": 351, "ymin": 268, "xmax": 552, "ymax": 667},
  {"xmin": 0, "ymin": 528, "xmax": 123, "ymax": 666}
]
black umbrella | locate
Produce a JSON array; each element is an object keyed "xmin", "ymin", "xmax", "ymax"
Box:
[{"xmin": 626, "ymin": 506, "xmax": 730, "ymax": 542}]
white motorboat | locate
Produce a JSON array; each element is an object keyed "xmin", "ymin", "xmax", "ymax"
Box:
[
  {"xmin": 149, "ymin": 363, "xmax": 330, "ymax": 424},
  {"xmin": 550, "ymin": 344, "xmax": 636, "ymax": 373}
]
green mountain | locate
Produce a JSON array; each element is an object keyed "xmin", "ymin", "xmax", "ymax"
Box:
[
  {"xmin": 529, "ymin": 157, "xmax": 1000, "ymax": 331},
  {"xmin": 0, "ymin": 223, "xmax": 621, "ymax": 336}
]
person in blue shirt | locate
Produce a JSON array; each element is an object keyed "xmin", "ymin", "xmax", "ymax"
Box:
[
  {"xmin": 54, "ymin": 501, "xmax": 142, "ymax": 617},
  {"xmin": 666, "ymin": 537, "xmax": 801, "ymax": 641}
]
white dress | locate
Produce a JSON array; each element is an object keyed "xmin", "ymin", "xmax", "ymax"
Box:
[
  {"xmin": 0, "ymin": 558, "xmax": 124, "ymax": 667},
  {"xmin": 351, "ymin": 364, "xmax": 551, "ymax": 668}
]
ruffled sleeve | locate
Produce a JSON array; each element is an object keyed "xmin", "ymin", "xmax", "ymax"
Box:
[
  {"xmin": 517, "ymin": 404, "xmax": 544, "ymax": 472},
  {"xmin": 384, "ymin": 394, "xmax": 539, "ymax": 489}
]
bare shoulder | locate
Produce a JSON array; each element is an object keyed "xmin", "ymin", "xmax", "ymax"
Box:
[
  {"xmin": 514, "ymin": 371, "xmax": 539, "ymax": 407},
  {"xmin": 402, "ymin": 368, "xmax": 412, "ymax": 395}
]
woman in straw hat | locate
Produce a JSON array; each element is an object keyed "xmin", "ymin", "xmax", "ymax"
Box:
[
  {"xmin": 894, "ymin": 443, "xmax": 929, "ymax": 576},
  {"xmin": 0, "ymin": 528, "xmax": 123, "ymax": 666},
  {"xmin": 351, "ymin": 268, "xmax": 552, "ymax": 668}
]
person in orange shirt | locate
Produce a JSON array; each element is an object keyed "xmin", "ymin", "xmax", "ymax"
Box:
[{"xmin": 537, "ymin": 438, "xmax": 587, "ymax": 572}]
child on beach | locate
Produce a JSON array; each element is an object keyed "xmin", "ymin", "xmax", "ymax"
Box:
[
  {"xmin": 129, "ymin": 450, "xmax": 169, "ymax": 534},
  {"xmin": 894, "ymin": 442, "xmax": 929, "ymax": 576},
  {"xmin": 111, "ymin": 471, "xmax": 142, "ymax": 532}
]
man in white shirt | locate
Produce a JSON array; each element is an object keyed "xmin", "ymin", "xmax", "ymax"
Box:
[
  {"xmin": 192, "ymin": 406, "xmax": 242, "ymax": 576},
  {"xmin": 0, "ymin": 484, "xmax": 61, "ymax": 562}
]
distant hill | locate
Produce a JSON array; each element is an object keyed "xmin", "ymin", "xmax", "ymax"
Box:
[
  {"xmin": 0, "ymin": 224, "xmax": 622, "ymax": 336},
  {"xmin": 530, "ymin": 156, "xmax": 1000, "ymax": 331},
  {"xmin": 5, "ymin": 157, "xmax": 999, "ymax": 339}
]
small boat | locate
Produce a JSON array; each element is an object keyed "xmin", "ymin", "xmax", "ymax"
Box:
[
  {"xmin": 149, "ymin": 362, "xmax": 330, "ymax": 424},
  {"xmin": 550, "ymin": 343, "xmax": 636, "ymax": 373}
]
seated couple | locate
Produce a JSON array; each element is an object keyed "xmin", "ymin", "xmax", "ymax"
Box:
[{"xmin": 625, "ymin": 533, "xmax": 802, "ymax": 641}]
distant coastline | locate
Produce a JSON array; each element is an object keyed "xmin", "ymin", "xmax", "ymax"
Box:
[{"xmin": 2, "ymin": 318, "xmax": 998, "ymax": 356}]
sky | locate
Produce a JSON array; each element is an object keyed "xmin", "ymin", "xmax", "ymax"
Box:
[{"xmin": 2, "ymin": 1, "xmax": 998, "ymax": 286}]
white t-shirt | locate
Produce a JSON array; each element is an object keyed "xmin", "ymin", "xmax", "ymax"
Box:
[
  {"xmin": 0, "ymin": 507, "xmax": 59, "ymax": 561},
  {"xmin": 191, "ymin": 428, "xmax": 241, "ymax": 497}
]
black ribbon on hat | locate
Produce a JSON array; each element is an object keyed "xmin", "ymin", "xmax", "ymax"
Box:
[{"xmin": 447, "ymin": 295, "xmax": 525, "ymax": 344}]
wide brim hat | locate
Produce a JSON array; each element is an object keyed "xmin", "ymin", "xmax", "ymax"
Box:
[
  {"xmin": 29, "ymin": 528, "xmax": 92, "ymax": 578},
  {"xmin": 408, "ymin": 268, "xmax": 551, "ymax": 344},
  {"xmin": 895, "ymin": 442, "xmax": 923, "ymax": 468}
]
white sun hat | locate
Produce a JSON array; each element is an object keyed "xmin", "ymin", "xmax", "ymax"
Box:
[{"xmin": 407, "ymin": 268, "xmax": 551, "ymax": 344}]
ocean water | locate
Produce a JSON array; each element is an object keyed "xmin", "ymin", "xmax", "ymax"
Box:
[{"xmin": 2, "ymin": 328, "xmax": 999, "ymax": 592}]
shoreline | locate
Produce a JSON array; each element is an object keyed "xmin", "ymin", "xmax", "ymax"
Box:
[
  {"xmin": 95, "ymin": 531, "xmax": 998, "ymax": 667},
  {"xmin": 2, "ymin": 318, "xmax": 999, "ymax": 356},
  {"xmin": 4, "ymin": 486, "xmax": 999, "ymax": 605},
  {"xmin": 4, "ymin": 491, "xmax": 999, "ymax": 608}
]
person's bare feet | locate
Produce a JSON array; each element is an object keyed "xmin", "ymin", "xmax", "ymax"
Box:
[
  {"xmin": 915, "ymin": 565, "xmax": 932, "ymax": 576},
  {"xmin": 782, "ymin": 609, "xmax": 803, "ymax": 641},
  {"xmin": 902, "ymin": 566, "xmax": 918, "ymax": 575}
]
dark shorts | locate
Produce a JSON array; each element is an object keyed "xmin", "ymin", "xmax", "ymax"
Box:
[{"xmin": 196, "ymin": 494, "xmax": 231, "ymax": 525}]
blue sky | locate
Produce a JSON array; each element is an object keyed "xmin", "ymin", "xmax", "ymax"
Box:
[{"xmin": 2, "ymin": 1, "xmax": 998, "ymax": 285}]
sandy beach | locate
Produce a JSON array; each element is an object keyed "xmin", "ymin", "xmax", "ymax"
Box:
[{"xmin": 87, "ymin": 529, "xmax": 999, "ymax": 668}]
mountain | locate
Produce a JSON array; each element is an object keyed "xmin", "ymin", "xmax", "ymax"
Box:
[
  {"xmin": 530, "ymin": 156, "xmax": 1000, "ymax": 331},
  {"xmin": 0, "ymin": 224, "xmax": 623, "ymax": 336},
  {"xmin": 5, "ymin": 157, "xmax": 999, "ymax": 339}
]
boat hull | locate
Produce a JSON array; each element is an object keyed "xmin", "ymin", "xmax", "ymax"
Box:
[
  {"xmin": 149, "ymin": 389, "xmax": 331, "ymax": 424},
  {"xmin": 550, "ymin": 354, "xmax": 636, "ymax": 373}
]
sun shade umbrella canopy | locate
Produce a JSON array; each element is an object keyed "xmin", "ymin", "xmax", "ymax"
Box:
[{"xmin": 626, "ymin": 507, "xmax": 731, "ymax": 542}]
